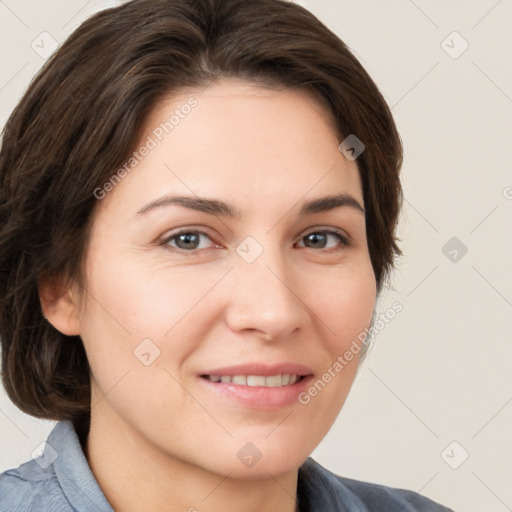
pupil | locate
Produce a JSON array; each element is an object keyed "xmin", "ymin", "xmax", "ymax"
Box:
[
  {"xmin": 177, "ymin": 233, "xmax": 199, "ymax": 249},
  {"xmin": 307, "ymin": 233, "xmax": 326, "ymax": 248}
]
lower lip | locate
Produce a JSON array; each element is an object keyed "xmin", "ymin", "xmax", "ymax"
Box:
[{"xmin": 197, "ymin": 375, "xmax": 314, "ymax": 410}]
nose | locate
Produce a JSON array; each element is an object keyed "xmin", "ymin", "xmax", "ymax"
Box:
[{"xmin": 223, "ymin": 246, "xmax": 311, "ymax": 342}]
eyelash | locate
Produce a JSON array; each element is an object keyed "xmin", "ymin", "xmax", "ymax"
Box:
[{"xmin": 159, "ymin": 228, "xmax": 351, "ymax": 254}]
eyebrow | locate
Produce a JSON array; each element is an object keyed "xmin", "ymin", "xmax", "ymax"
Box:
[{"xmin": 135, "ymin": 193, "xmax": 365, "ymax": 218}]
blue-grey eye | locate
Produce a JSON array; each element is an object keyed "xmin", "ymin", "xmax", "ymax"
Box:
[
  {"xmin": 165, "ymin": 231, "xmax": 212, "ymax": 251},
  {"xmin": 298, "ymin": 231, "xmax": 348, "ymax": 250}
]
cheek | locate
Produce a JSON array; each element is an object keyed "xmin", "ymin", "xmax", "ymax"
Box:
[
  {"xmin": 77, "ymin": 257, "xmax": 210, "ymax": 419},
  {"xmin": 78, "ymin": 249, "xmax": 228, "ymax": 373},
  {"xmin": 308, "ymin": 258, "xmax": 376, "ymax": 352},
  {"xmin": 83, "ymin": 255, "xmax": 171, "ymax": 333}
]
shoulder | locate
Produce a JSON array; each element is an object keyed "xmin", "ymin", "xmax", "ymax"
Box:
[
  {"xmin": 0, "ymin": 420, "xmax": 86, "ymax": 512},
  {"xmin": 1, "ymin": 420, "xmax": 112, "ymax": 512},
  {"xmin": 298, "ymin": 458, "xmax": 454, "ymax": 512},
  {"xmin": 0, "ymin": 458, "xmax": 72, "ymax": 512}
]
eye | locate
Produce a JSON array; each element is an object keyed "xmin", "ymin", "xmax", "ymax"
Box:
[
  {"xmin": 159, "ymin": 227, "xmax": 350, "ymax": 254},
  {"xmin": 296, "ymin": 229, "xmax": 350, "ymax": 251},
  {"xmin": 161, "ymin": 230, "xmax": 217, "ymax": 252}
]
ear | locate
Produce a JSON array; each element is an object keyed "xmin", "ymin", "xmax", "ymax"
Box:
[{"xmin": 38, "ymin": 275, "xmax": 82, "ymax": 336}]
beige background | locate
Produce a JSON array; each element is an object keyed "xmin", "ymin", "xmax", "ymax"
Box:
[{"xmin": 1, "ymin": 1, "xmax": 511, "ymax": 510}]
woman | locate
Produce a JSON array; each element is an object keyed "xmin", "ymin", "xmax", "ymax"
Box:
[{"xmin": 0, "ymin": 0, "xmax": 453, "ymax": 510}]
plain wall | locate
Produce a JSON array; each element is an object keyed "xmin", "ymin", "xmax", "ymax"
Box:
[{"xmin": 1, "ymin": 1, "xmax": 511, "ymax": 511}]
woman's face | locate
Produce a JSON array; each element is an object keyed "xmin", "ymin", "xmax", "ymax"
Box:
[{"xmin": 77, "ymin": 78, "xmax": 376, "ymax": 478}]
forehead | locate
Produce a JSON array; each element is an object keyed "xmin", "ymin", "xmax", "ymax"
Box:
[{"xmin": 99, "ymin": 78, "xmax": 363, "ymax": 216}]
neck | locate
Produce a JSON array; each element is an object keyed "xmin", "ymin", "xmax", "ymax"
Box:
[{"xmin": 85, "ymin": 399, "xmax": 300, "ymax": 512}]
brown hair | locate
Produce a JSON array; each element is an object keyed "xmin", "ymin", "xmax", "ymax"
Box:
[{"xmin": 0, "ymin": 0, "xmax": 403, "ymax": 428}]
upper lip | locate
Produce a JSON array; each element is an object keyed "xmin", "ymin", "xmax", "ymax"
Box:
[{"xmin": 200, "ymin": 363, "xmax": 314, "ymax": 377}]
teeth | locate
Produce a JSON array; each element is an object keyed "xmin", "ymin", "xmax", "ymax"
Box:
[
  {"xmin": 247, "ymin": 375, "xmax": 266, "ymax": 386},
  {"xmin": 232, "ymin": 375, "xmax": 246, "ymax": 385},
  {"xmin": 265, "ymin": 375, "xmax": 282, "ymax": 387},
  {"xmin": 205, "ymin": 373, "xmax": 301, "ymax": 387}
]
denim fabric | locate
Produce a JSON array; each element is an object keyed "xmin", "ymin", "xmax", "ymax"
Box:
[{"xmin": 0, "ymin": 420, "xmax": 453, "ymax": 511}]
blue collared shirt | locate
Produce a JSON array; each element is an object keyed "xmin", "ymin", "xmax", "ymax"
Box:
[{"xmin": 0, "ymin": 420, "xmax": 453, "ymax": 511}]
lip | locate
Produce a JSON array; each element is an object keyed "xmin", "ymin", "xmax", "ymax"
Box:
[
  {"xmin": 200, "ymin": 362, "xmax": 314, "ymax": 377},
  {"xmin": 198, "ymin": 362, "xmax": 315, "ymax": 410}
]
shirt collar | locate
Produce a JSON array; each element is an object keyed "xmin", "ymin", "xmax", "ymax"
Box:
[{"xmin": 47, "ymin": 420, "xmax": 114, "ymax": 511}]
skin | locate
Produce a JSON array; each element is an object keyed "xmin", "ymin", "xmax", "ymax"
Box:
[{"xmin": 41, "ymin": 78, "xmax": 377, "ymax": 512}]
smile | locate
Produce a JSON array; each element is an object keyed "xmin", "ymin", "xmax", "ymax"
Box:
[{"xmin": 201, "ymin": 374, "xmax": 304, "ymax": 387}]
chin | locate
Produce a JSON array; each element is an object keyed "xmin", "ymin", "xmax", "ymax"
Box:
[
  {"xmin": 202, "ymin": 438, "xmax": 311, "ymax": 481},
  {"xmin": 225, "ymin": 454, "xmax": 303, "ymax": 481}
]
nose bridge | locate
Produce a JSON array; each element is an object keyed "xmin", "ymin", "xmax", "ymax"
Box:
[{"xmin": 224, "ymin": 237, "xmax": 308, "ymax": 339}]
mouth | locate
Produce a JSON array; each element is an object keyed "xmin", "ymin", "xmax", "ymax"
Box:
[
  {"xmin": 197, "ymin": 363, "xmax": 314, "ymax": 410},
  {"xmin": 201, "ymin": 373, "xmax": 306, "ymax": 388},
  {"xmin": 200, "ymin": 373, "xmax": 307, "ymax": 387}
]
